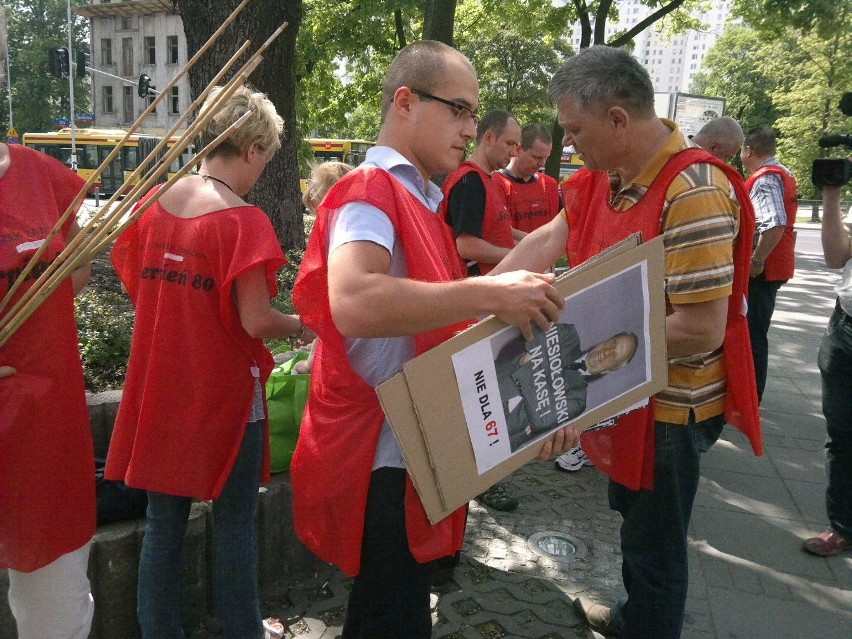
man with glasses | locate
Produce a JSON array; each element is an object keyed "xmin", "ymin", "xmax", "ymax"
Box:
[
  {"xmin": 442, "ymin": 109, "xmax": 522, "ymax": 277},
  {"xmin": 691, "ymin": 116, "xmax": 744, "ymax": 163},
  {"xmin": 290, "ymin": 40, "xmax": 579, "ymax": 639}
]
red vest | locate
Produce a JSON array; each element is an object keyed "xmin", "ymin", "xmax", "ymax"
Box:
[
  {"xmin": 107, "ymin": 195, "xmax": 285, "ymax": 499},
  {"xmin": 441, "ymin": 161, "xmax": 514, "ymax": 274},
  {"xmin": 745, "ymin": 164, "xmax": 797, "ymax": 281},
  {"xmin": 291, "ymin": 168, "xmax": 470, "ymax": 576},
  {"xmin": 0, "ymin": 145, "xmax": 95, "ymax": 571},
  {"xmin": 493, "ymin": 171, "xmax": 561, "ymax": 233},
  {"xmin": 564, "ymin": 148, "xmax": 762, "ymax": 490}
]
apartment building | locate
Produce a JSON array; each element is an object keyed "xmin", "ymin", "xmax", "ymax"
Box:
[
  {"xmin": 567, "ymin": 0, "xmax": 736, "ymax": 93},
  {"xmin": 74, "ymin": 0, "xmax": 189, "ymax": 135}
]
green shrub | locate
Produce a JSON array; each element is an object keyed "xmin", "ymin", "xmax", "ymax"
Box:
[
  {"xmin": 267, "ymin": 248, "xmax": 305, "ymax": 355},
  {"xmin": 75, "ymin": 288, "xmax": 134, "ymax": 392}
]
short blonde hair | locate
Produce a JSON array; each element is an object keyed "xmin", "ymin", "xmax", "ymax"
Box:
[
  {"xmin": 302, "ymin": 161, "xmax": 353, "ymax": 213},
  {"xmin": 199, "ymin": 85, "xmax": 283, "ymax": 159}
]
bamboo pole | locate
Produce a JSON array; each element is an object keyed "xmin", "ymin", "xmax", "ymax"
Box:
[
  {"xmin": 0, "ymin": 90, "xmax": 249, "ymax": 346},
  {"xmin": 0, "ymin": 68, "xmax": 249, "ymax": 340},
  {"xmin": 0, "ymin": 21, "xmax": 290, "ymax": 346},
  {"xmin": 0, "ymin": 0, "xmax": 252, "ymax": 316},
  {"xmin": 0, "ymin": 49, "xmax": 253, "ymax": 334}
]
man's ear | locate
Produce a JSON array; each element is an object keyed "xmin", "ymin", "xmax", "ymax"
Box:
[
  {"xmin": 608, "ymin": 106, "xmax": 629, "ymax": 133},
  {"xmin": 391, "ymin": 86, "xmax": 414, "ymax": 116}
]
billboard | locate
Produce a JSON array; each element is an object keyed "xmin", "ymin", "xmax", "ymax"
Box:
[{"xmin": 654, "ymin": 92, "xmax": 726, "ymax": 138}]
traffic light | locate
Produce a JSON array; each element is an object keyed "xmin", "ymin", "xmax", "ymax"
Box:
[
  {"xmin": 76, "ymin": 50, "xmax": 89, "ymax": 78},
  {"xmin": 138, "ymin": 74, "xmax": 153, "ymax": 98},
  {"xmin": 48, "ymin": 47, "xmax": 70, "ymax": 78}
]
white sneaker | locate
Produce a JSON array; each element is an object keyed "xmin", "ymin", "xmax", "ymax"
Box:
[
  {"xmin": 263, "ymin": 618, "xmax": 285, "ymax": 639},
  {"xmin": 555, "ymin": 446, "xmax": 593, "ymax": 472}
]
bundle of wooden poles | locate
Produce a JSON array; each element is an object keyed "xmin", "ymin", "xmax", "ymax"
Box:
[{"xmin": 0, "ymin": 0, "xmax": 287, "ymax": 348}]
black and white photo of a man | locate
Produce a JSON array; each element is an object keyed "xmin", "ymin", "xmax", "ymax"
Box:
[{"xmin": 495, "ymin": 323, "xmax": 638, "ymax": 451}]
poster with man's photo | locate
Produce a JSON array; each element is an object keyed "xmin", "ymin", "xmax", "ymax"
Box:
[{"xmin": 452, "ymin": 261, "xmax": 652, "ymax": 474}]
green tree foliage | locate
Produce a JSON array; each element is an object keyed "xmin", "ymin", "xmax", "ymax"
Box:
[
  {"xmin": 1, "ymin": 0, "xmax": 91, "ymax": 135},
  {"xmin": 454, "ymin": 0, "xmax": 572, "ymax": 125},
  {"xmin": 690, "ymin": 26, "xmax": 783, "ymax": 133},
  {"xmin": 297, "ymin": 0, "xmax": 575, "ymax": 142},
  {"xmin": 696, "ymin": 7, "xmax": 852, "ymax": 198},
  {"xmin": 732, "ymin": 0, "xmax": 839, "ymax": 39},
  {"xmin": 772, "ymin": 27, "xmax": 852, "ymax": 199},
  {"xmin": 297, "ymin": 0, "xmax": 420, "ymax": 141}
]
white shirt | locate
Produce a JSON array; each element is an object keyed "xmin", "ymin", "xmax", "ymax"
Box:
[{"xmin": 327, "ymin": 146, "xmax": 444, "ymax": 469}]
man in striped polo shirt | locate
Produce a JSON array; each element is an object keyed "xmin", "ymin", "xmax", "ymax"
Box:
[
  {"xmin": 741, "ymin": 126, "xmax": 798, "ymax": 402},
  {"xmin": 494, "ymin": 45, "xmax": 760, "ymax": 639}
]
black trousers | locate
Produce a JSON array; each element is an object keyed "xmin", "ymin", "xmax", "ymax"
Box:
[
  {"xmin": 341, "ymin": 468, "xmax": 437, "ymax": 639},
  {"xmin": 748, "ymin": 273, "xmax": 784, "ymax": 402}
]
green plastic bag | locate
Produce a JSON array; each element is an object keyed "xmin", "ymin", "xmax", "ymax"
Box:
[{"xmin": 266, "ymin": 352, "xmax": 310, "ymax": 473}]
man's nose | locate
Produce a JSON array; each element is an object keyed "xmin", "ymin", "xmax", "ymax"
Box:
[{"xmin": 462, "ymin": 118, "xmax": 477, "ymax": 140}]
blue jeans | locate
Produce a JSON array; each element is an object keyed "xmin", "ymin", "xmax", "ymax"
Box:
[
  {"xmin": 137, "ymin": 420, "xmax": 264, "ymax": 639},
  {"xmin": 748, "ymin": 273, "xmax": 784, "ymax": 402},
  {"xmin": 818, "ymin": 306, "xmax": 852, "ymax": 539},
  {"xmin": 609, "ymin": 414, "xmax": 724, "ymax": 639}
]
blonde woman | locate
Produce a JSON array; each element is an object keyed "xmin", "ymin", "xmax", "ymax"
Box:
[
  {"xmin": 106, "ymin": 85, "xmax": 302, "ymax": 639},
  {"xmin": 293, "ymin": 161, "xmax": 353, "ymax": 374}
]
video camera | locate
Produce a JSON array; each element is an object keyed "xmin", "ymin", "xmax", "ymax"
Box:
[{"xmin": 812, "ymin": 92, "xmax": 852, "ymax": 188}]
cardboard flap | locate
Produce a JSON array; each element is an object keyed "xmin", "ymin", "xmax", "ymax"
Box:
[{"xmin": 377, "ymin": 236, "xmax": 667, "ymax": 524}]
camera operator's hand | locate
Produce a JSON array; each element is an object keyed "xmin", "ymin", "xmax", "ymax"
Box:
[{"xmin": 821, "ymin": 185, "xmax": 852, "ymax": 269}]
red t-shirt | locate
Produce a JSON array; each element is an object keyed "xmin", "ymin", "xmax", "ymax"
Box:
[
  {"xmin": 106, "ymin": 195, "xmax": 285, "ymax": 499},
  {"xmin": 493, "ymin": 170, "xmax": 560, "ymax": 233},
  {"xmin": 0, "ymin": 145, "xmax": 95, "ymax": 571}
]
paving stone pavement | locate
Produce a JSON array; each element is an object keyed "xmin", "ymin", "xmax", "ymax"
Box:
[{"xmin": 261, "ymin": 225, "xmax": 851, "ymax": 639}]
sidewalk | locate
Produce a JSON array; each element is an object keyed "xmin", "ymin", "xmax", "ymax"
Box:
[{"xmin": 270, "ymin": 230, "xmax": 851, "ymax": 639}]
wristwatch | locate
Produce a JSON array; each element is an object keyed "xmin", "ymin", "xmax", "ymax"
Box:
[{"xmin": 751, "ymin": 257, "xmax": 765, "ymax": 268}]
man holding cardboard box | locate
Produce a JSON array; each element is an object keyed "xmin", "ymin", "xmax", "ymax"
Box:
[
  {"xmin": 290, "ymin": 40, "xmax": 580, "ymax": 639},
  {"xmin": 495, "ymin": 45, "xmax": 761, "ymax": 639}
]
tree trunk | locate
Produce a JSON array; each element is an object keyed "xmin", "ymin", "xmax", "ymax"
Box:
[
  {"xmin": 175, "ymin": 0, "xmax": 304, "ymax": 251},
  {"xmin": 423, "ymin": 0, "xmax": 456, "ymax": 45},
  {"xmin": 544, "ymin": 119, "xmax": 564, "ymax": 181}
]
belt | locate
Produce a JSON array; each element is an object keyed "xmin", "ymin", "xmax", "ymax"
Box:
[{"xmin": 835, "ymin": 301, "xmax": 852, "ymax": 326}]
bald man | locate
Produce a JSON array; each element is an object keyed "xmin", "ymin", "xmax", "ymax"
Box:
[{"xmin": 692, "ymin": 116, "xmax": 744, "ymax": 163}]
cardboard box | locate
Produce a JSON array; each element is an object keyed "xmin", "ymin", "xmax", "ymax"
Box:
[{"xmin": 377, "ymin": 235, "xmax": 667, "ymax": 524}]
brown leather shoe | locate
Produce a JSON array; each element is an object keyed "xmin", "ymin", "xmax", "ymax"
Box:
[
  {"xmin": 573, "ymin": 596, "xmax": 622, "ymax": 637},
  {"xmin": 803, "ymin": 530, "xmax": 850, "ymax": 557}
]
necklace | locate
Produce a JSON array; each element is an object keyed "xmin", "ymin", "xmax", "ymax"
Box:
[{"xmin": 200, "ymin": 173, "xmax": 235, "ymax": 193}]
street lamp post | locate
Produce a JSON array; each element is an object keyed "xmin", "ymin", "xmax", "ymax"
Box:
[{"xmin": 66, "ymin": 0, "xmax": 76, "ymax": 171}]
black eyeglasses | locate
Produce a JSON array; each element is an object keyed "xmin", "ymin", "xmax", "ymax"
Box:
[{"xmin": 410, "ymin": 88, "xmax": 479, "ymax": 126}]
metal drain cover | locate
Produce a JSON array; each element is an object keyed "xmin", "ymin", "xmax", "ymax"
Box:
[{"xmin": 527, "ymin": 531, "xmax": 588, "ymax": 562}]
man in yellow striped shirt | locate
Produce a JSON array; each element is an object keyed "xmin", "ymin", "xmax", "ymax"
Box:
[{"xmin": 494, "ymin": 45, "xmax": 759, "ymax": 639}]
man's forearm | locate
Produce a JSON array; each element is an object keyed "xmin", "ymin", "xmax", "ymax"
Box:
[
  {"xmin": 753, "ymin": 225, "xmax": 784, "ymax": 263},
  {"xmin": 665, "ymin": 297, "xmax": 728, "ymax": 359},
  {"xmin": 821, "ymin": 186, "xmax": 852, "ymax": 269},
  {"xmin": 456, "ymin": 234, "xmax": 512, "ymax": 266}
]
